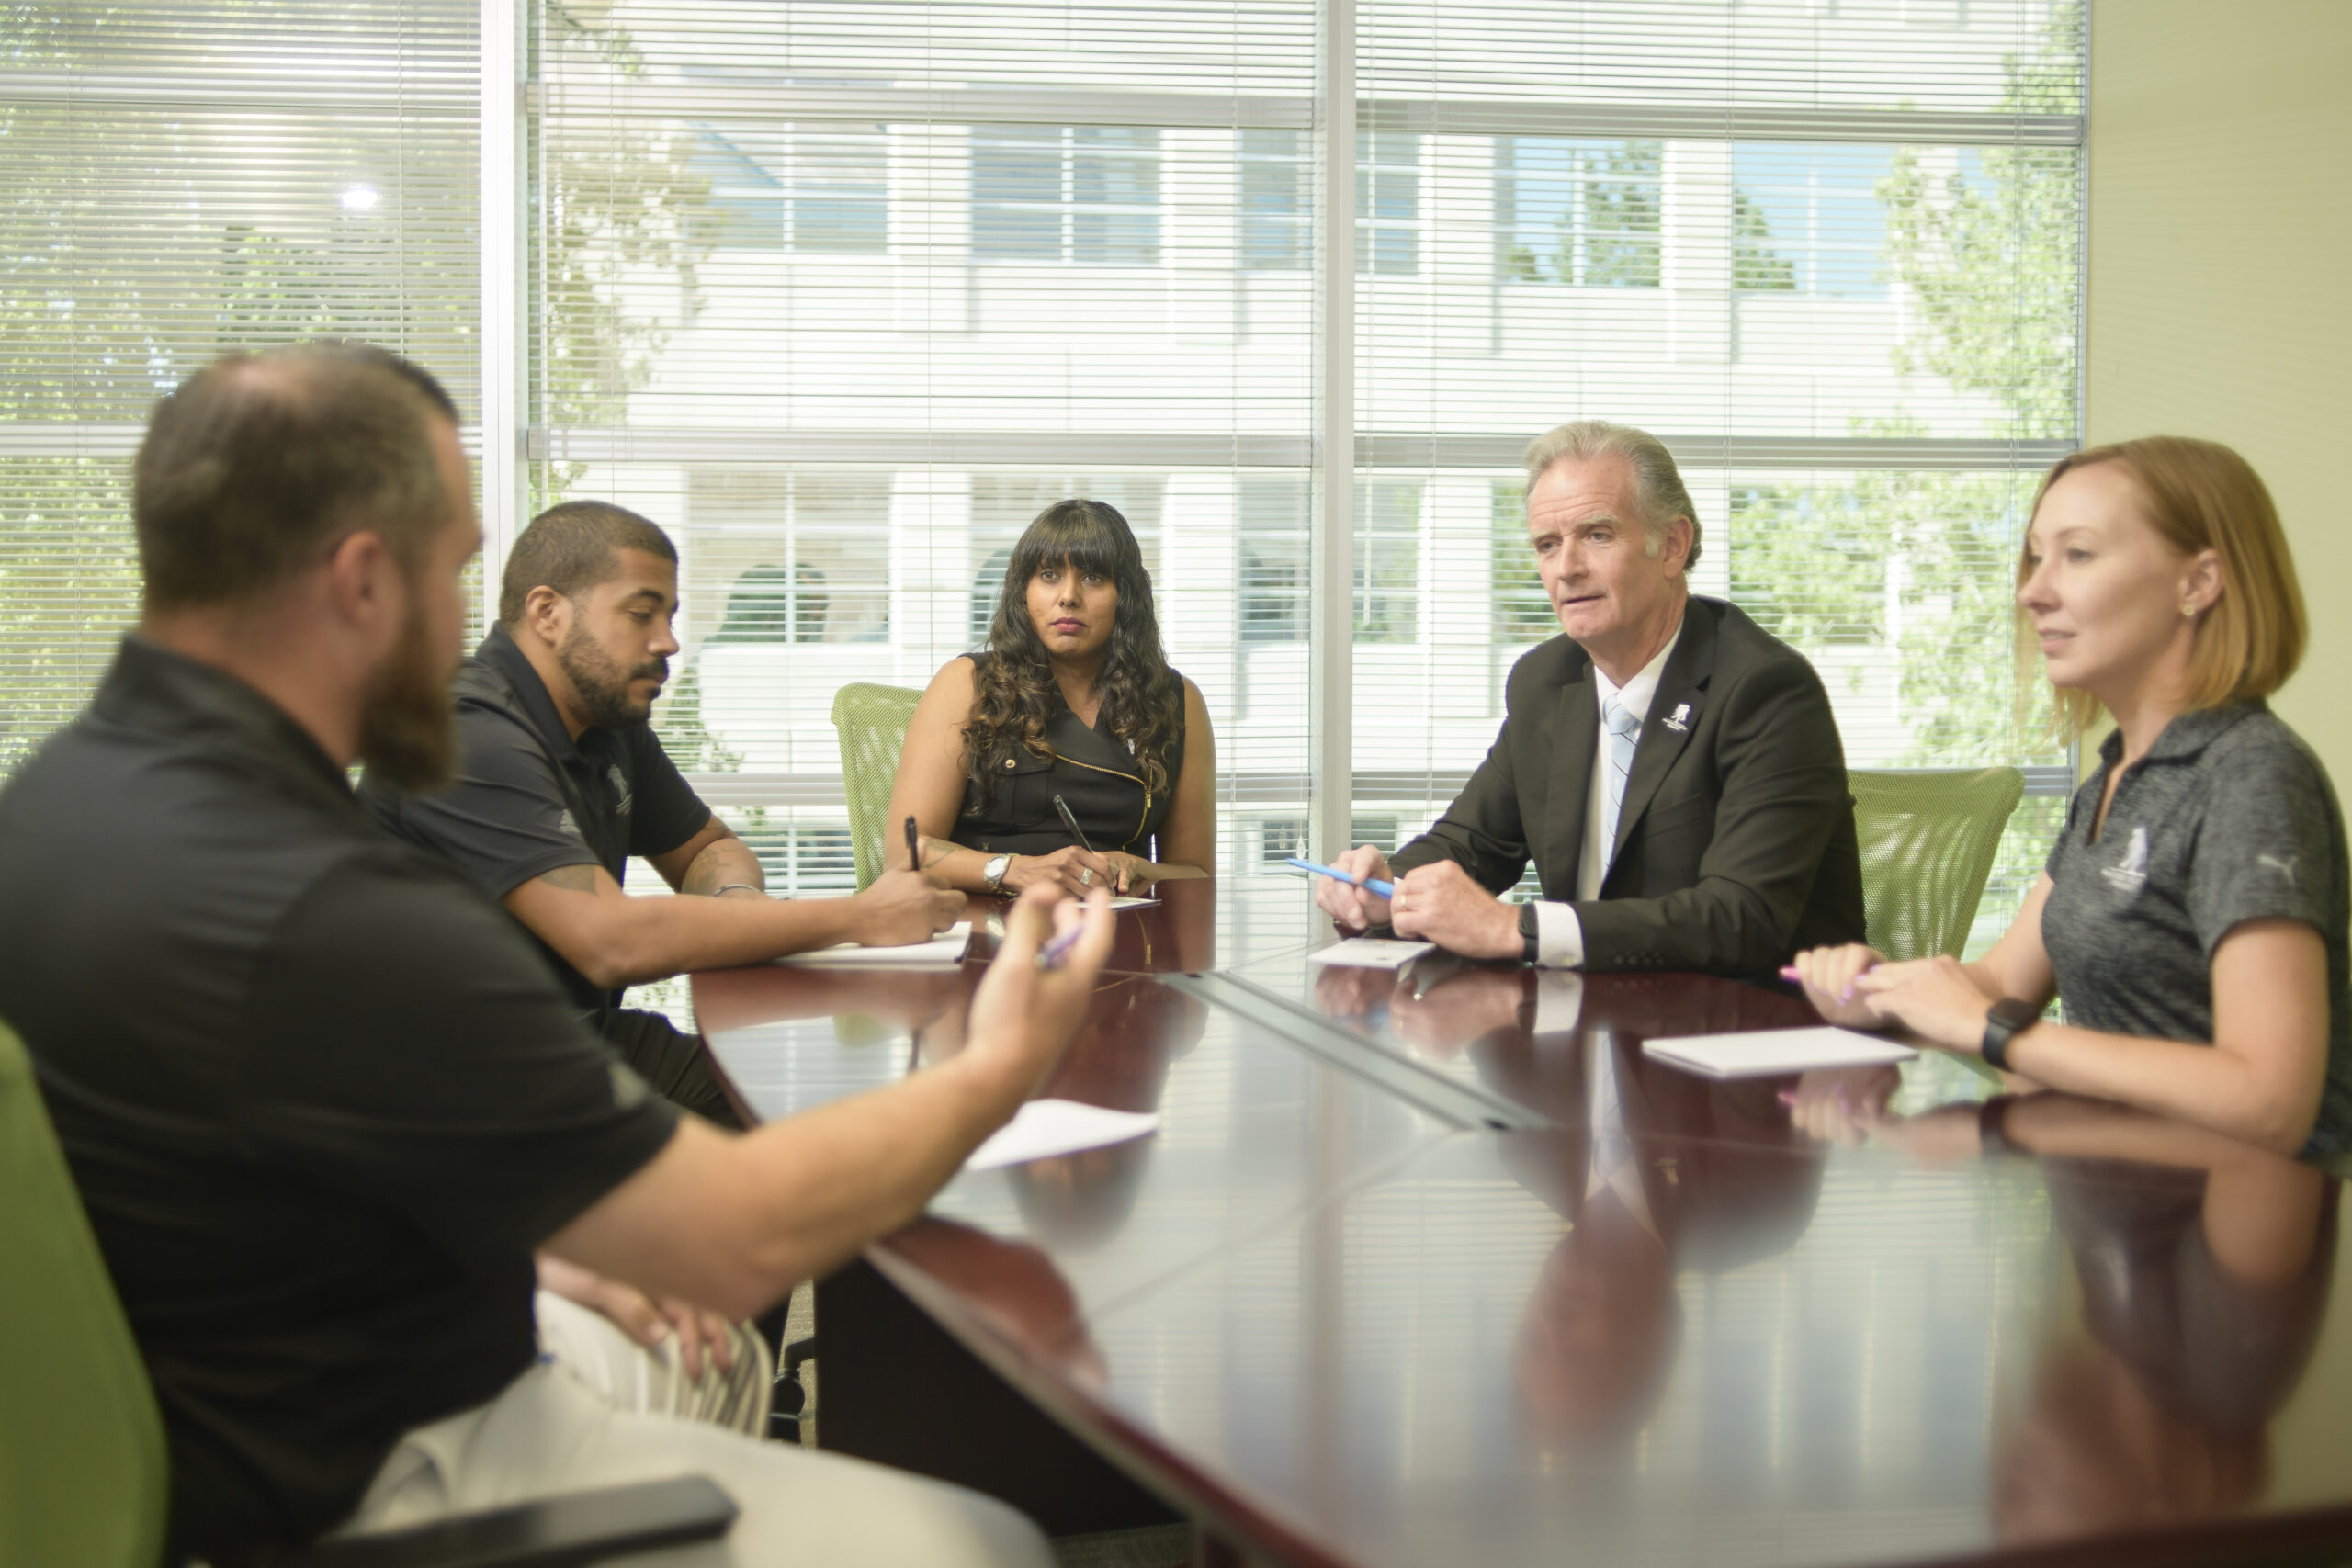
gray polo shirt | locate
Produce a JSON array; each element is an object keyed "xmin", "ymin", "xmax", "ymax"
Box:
[{"xmin": 2042, "ymin": 703, "xmax": 2352, "ymax": 1152}]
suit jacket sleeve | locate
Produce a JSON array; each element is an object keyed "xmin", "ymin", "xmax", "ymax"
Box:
[
  {"xmin": 1388, "ymin": 690, "xmax": 1535, "ymax": 897},
  {"xmin": 1575, "ymin": 651, "xmax": 1849, "ymax": 976}
]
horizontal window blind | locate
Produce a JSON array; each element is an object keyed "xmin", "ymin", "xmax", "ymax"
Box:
[
  {"xmin": 530, "ymin": 3, "xmax": 1320, "ymax": 884},
  {"xmin": 1352, "ymin": 0, "xmax": 2083, "ymax": 933},
  {"xmin": 0, "ymin": 2, "xmax": 481, "ymax": 773}
]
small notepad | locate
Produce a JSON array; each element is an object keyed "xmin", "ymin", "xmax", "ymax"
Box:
[
  {"xmin": 775, "ymin": 922, "xmax": 972, "ymax": 967},
  {"xmin": 1643, "ymin": 1025, "xmax": 1916, "ymax": 1078},
  {"xmin": 1307, "ymin": 937, "xmax": 1437, "ymax": 969}
]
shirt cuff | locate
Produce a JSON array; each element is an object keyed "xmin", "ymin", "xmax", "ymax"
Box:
[{"xmin": 1531, "ymin": 900, "xmax": 1586, "ymax": 969}]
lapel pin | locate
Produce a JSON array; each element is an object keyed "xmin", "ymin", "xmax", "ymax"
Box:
[{"xmin": 1663, "ymin": 702, "xmax": 1690, "ymax": 732}]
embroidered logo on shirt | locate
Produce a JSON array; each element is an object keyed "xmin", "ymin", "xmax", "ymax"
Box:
[
  {"xmin": 558, "ymin": 807, "xmax": 586, "ymax": 843},
  {"xmin": 1662, "ymin": 702, "xmax": 1690, "ymax": 732},
  {"xmin": 2101, "ymin": 824, "xmax": 2150, "ymax": 894},
  {"xmin": 2257, "ymin": 852, "xmax": 2300, "ymax": 888},
  {"xmin": 606, "ymin": 763, "xmax": 632, "ymax": 818}
]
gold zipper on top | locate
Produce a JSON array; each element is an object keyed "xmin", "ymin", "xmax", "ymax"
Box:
[{"xmin": 1044, "ymin": 749, "xmax": 1153, "ymax": 849}]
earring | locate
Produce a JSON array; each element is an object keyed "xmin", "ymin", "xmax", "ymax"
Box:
[{"xmin": 2182, "ymin": 602, "xmax": 2197, "ymax": 617}]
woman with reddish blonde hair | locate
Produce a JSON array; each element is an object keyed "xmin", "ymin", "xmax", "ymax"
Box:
[{"xmin": 1792, "ymin": 436, "xmax": 2350, "ymax": 1155}]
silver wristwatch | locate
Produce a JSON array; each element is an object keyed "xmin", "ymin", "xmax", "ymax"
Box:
[{"xmin": 983, "ymin": 853, "xmax": 1013, "ymax": 894}]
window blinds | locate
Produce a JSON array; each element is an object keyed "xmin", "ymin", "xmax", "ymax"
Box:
[
  {"xmin": 1349, "ymin": 0, "xmax": 2083, "ymax": 919},
  {"xmin": 527, "ymin": 2, "xmax": 1321, "ymax": 887},
  {"xmin": 529, "ymin": 0, "xmax": 2080, "ymax": 902},
  {"xmin": 0, "ymin": 2, "xmax": 481, "ymax": 773}
]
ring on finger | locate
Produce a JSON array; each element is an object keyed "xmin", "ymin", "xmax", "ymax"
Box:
[{"xmin": 1078, "ymin": 868, "xmax": 1093, "ymax": 886}]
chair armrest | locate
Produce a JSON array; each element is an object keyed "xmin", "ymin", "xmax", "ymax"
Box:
[{"xmin": 270, "ymin": 1475, "xmax": 736, "ymax": 1568}]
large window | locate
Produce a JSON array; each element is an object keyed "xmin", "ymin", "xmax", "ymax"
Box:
[
  {"xmin": 0, "ymin": 2, "xmax": 2082, "ymax": 932},
  {"xmin": 0, "ymin": 2, "xmax": 480, "ymax": 775}
]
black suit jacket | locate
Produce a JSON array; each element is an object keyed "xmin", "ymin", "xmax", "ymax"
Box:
[{"xmin": 1388, "ymin": 595, "xmax": 1864, "ymax": 976}]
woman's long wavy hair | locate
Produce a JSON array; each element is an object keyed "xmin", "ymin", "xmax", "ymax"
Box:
[{"xmin": 967, "ymin": 499, "xmax": 1182, "ymax": 802}]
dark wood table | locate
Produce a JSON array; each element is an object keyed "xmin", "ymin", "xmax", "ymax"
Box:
[{"xmin": 694, "ymin": 876, "xmax": 2352, "ymax": 1568}]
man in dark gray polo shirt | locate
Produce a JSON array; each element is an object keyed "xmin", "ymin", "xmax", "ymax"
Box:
[
  {"xmin": 0, "ymin": 342, "xmax": 1103, "ymax": 1565},
  {"xmin": 361, "ymin": 502, "xmax": 957, "ymax": 1121}
]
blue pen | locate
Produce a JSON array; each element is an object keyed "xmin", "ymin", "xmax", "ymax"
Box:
[{"xmin": 1284, "ymin": 856, "xmax": 1396, "ymax": 898}]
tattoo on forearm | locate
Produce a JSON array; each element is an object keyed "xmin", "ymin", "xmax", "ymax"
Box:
[
  {"xmin": 920, "ymin": 840, "xmax": 956, "ymax": 869},
  {"xmin": 684, "ymin": 838, "xmax": 762, "ymax": 896},
  {"xmin": 537, "ymin": 863, "xmax": 599, "ymax": 894}
]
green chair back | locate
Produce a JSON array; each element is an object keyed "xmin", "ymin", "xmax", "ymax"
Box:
[
  {"xmin": 1849, "ymin": 767, "xmax": 2027, "ymax": 961},
  {"xmin": 831, "ymin": 682, "xmax": 925, "ymax": 890},
  {"xmin": 0, "ymin": 1021, "xmax": 168, "ymax": 1568}
]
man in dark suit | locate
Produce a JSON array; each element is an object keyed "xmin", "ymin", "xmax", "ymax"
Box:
[{"xmin": 1317, "ymin": 419, "xmax": 1863, "ymax": 975}]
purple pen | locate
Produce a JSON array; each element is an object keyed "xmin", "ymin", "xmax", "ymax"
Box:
[{"xmin": 1035, "ymin": 922, "xmax": 1085, "ymax": 972}]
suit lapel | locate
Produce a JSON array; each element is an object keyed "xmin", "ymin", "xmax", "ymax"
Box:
[
  {"xmin": 1547, "ymin": 651, "xmax": 1599, "ymax": 894},
  {"xmin": 1610, "ymin": 601, "xmax": 1717, "ymax": 868}
]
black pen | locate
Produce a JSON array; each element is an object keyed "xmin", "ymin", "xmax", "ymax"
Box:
[
  {"xmin": 904, "ymin": 813, "xmax": 921, "ymax": 872},
  {"xmin": 1051, "ymin": 794, "xmax": 1094, "ymax": 853}
]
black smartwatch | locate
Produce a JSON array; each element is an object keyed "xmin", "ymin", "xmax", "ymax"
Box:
[
  {"xmin": 1980, "ymin": 997, "xmax": 2041, "ymax": 1072},
  {"xmin": 1518, "ymin": 902, "xmax": 1541, "ymax": 964}
]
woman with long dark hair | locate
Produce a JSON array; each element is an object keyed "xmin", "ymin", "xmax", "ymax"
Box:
[{"xmin": 887, "ymin": 498, "xmax": 1215, "ymax": 895}]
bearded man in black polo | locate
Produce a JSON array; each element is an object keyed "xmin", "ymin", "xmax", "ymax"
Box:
[
  {"xmin": 359, "ymin": 502, "xmax": 956, "ymax": 1122},
  {"xmin": 0, "ymin": 342, "xmax": 1104, "ymax": 1565}
]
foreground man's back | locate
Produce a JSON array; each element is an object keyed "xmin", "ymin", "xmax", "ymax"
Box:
[{"xmin": 0, "ymin": 343, "xmax": 1093, "ymax": 1565}]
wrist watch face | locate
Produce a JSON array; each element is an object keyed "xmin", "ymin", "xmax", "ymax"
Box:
[{"xmin": 985, "ymin": 853, "xmax": 1011, "ymax": 891}]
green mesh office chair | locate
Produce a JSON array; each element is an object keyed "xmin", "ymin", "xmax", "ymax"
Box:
[
  {"xmin": 1848, "ymin": 767, "xmax": 2027, "ymax": 961},
  {"xmin": 0, "ymin": 1021, "xmax": 733, "ymax": 1566},
  {"xmin": 831, "ymin": 682, "xmax": 925, "ymax": 890}
]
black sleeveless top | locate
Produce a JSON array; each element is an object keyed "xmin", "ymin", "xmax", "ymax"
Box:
[{"xmin": 954, "ymin": 653, "xmax": 1185, "ymax": 858}]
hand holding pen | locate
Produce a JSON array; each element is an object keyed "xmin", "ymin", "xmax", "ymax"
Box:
[
  {"xmin": 962, "ymin": 883, "xmax": 1116, "ymax": 1100},
  {"xmin": 1052, "ymin": 794, "xmax": 1127, "ymax": 894}
]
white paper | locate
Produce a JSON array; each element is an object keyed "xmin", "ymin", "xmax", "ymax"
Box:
[
  {"xmin": 1307, "ymin": 937, "xmax": 1437, "ymax": 969},
  {"xmin": 1643, "ymin": 1025, "xmax": 1916, "ymax": 1078},
  {"xmin": 1107, "ymin": 896, "xmax": 1156, "ymax": 911},
  {"xmin": 774, "ymin": 922, "xmax": 972, "ymax": 967},
  {"xmin": 965, "ymin": 1098, "xmax": 1159, "ymax": 1172}
]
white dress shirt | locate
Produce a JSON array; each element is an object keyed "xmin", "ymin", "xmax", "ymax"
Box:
[{"xmin": 1530, "ymin": 615, "xmax": 1685, "ymax": 968}]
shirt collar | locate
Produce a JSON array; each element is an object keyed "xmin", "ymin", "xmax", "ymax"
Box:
[
  {"xmin": 93, "ymin": 635, "xmax": 355, "ymax": 800},
  {"xmin": 1592, "ymin": 613, "xmax": 1686, "ymax": 726},
  {"xmin": 476, "ymin": 622, "xmax": 586, "ymax": 764},
  {"xmin": 2095, "ymin": 702, "xmax": 2263, "ymax": 772}
]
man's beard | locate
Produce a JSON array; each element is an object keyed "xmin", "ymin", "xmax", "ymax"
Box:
[
  {"xmin": 557, "ymin": 620, "xmax": 667, "ymax": 731},
  {"xmin": 357, "ymin": 601, "xmax": 459, "ymax": 792}
]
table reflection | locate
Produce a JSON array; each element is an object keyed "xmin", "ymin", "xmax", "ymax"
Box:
[
  {"xmin": 916, "ymin": 973, "xmax": 1211, "ymax": 1250},
  {"xmin": 1502, "ymin": 1032, "xmax": 1826, "ymax": 1447}
]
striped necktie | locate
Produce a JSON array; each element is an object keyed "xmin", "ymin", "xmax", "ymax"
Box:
[{"xmin": 1600, "ymin": 692, "xmax": 1640, "ymax": 858}]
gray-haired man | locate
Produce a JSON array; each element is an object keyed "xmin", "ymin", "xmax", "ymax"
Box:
[{"xmin": 1317, "ymin": 420, "xmax": 1866, "ymax": 976}]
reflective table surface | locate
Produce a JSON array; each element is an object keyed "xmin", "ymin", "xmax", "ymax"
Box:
[{"xmin": 694, "ymin": 875, "xmax": 2352, "ymax": 1568}]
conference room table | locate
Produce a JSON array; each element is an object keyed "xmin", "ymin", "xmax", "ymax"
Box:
[{"xmin": 691, "ymin": 876, "xmax": 2352, "ymax": 1568}]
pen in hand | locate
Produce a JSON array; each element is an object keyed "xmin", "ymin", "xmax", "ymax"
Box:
[
  {"xmin": 1051, "ymin": 794, "xmax": 1094, "ymax": 852},
  {"xmin": 905, "ymin": 813, "xmax": 922, "ymax": 873},
  {"xmin": 1035, "ymin": 920, "xmax": 1086, "ymax": 972},
  {"xmin": 1054, "ymin": 794, "xmax": 1116, "ymax": 892}
]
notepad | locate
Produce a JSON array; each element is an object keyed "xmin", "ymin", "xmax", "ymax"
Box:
[
  {"xmin": 775, "ymin": 922, "xmax": 972, "ymax": 966},
  {"xmin": 1307, "ymin": 937, "xmax": 1437, "ymax": 969},
  {"xmin": 965, "ymin": 1098, "xmax": 1159, "ymax": 1172},
  {"xmin": 1643, "ymin": 1025, "xmax": 1916, "ymax": 1078},
  {"xmin": 1107, "ymin": 896, "xmax": 1157, "ymax": 911}
]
